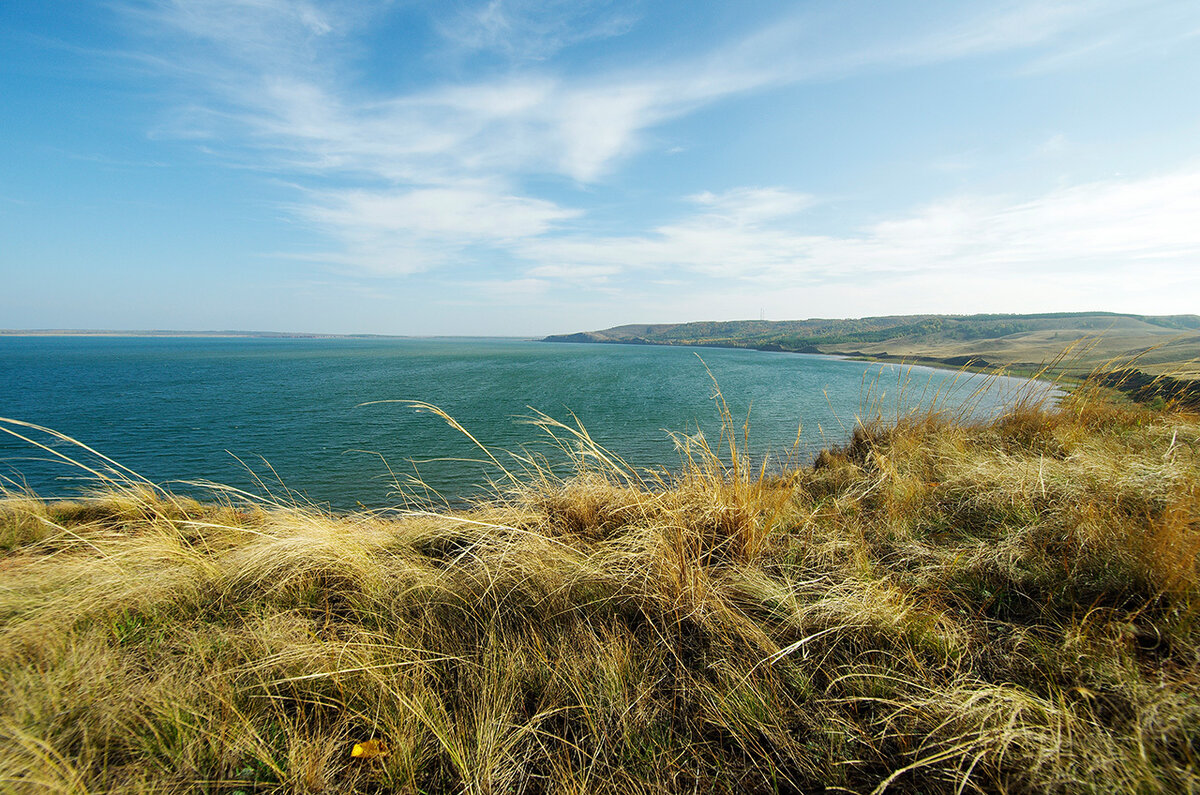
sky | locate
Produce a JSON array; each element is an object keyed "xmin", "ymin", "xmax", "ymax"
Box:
[{"xmin": 1, "ymin": 0, "xmax": 1199, "ymax": 336}]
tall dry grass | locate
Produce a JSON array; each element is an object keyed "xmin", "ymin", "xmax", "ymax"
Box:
[{"xmin": 0, "ymin": 368, "xmax": 1198, "ymax": 793}]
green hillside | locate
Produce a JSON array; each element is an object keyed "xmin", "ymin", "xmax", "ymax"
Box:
[{"xmin": 545, "ymin": 312, "xmax": 1200, "ymax": 381}]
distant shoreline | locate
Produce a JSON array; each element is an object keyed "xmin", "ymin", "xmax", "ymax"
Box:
[
  {"xmin": 541, "ymin": 330, "xmax": 1200, "ymax": 408},
  {"xmin": 541, "ymin": 313, "xmax": 1200, "ymax": 386},
  {"xmin": 539, "ymin": 334, "xmax": 1052, "ymax": 383},
  {"xmin": 0, "ymin": 331, "xmax": 539, "ymax": 341},
  {"xmin": 0, "ymin": 330, "xmax": 407, "ymax": 339},
  {"xmin": 0, "ymin": 329, "xmax": 1064, "ymax": 382}
]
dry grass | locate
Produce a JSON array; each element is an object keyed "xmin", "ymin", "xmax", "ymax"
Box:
[{"xmin": 1, "ymin": 375, "xmax": 1199, "ymax": 793}]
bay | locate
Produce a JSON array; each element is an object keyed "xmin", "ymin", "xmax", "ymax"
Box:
[{"xmin": 0, "ymin": 337, "xmax": 1055, "ymax": 510}]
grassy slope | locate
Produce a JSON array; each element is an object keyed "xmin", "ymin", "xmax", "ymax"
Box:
[
  {"xmin": 544, "ymin": 313, "xmax": 1200, "ymax": 379},
  {"xmin": 2, "ymin": 387, "xmax": 1200, "ymax": 793}
]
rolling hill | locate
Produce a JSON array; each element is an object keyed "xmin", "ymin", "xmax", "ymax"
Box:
[{"xmin": 544, "ymin": 312, "xmax": 1200, "ymax": 381}]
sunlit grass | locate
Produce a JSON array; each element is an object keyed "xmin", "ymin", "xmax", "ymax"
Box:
[{"xmin": 1, "ymin": 366, "xmax": 1198, "ymax": 793}]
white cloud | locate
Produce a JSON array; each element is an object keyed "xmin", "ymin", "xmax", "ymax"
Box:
[
  {"xmin": 121, "ymin": 0, "xmax": 780, "ymax": 182},
  {"xmin": 519, "ymin": 169, "xmax": 1200, "ymax": 296},
  {"xmin": 465, "ymin": 277, "xmax": 551, "ymax": 302},
  {"xmin": 689, "ymin": 188, "xmax": 817, "ymax": 224},
  {"xmin": 297, "ymin": 185, "xmax": 580, "ymax": 274},
  {"xmin": 864, "ymin": 169, "xmax": 1200, "ymax": 274},
  {"xmin": 125, "ymin": 0, "xmax": 1126, "ymax": 187},
  {"xmin": 914, "ymin": 1, "xmax": 1084, "ymax": 61},
  {"xmin": 437, "ymin": 0, "xmax": 638, "ymax": 61},
  {"xmin": 305, "ymin": 186, "xmax": 577, "ymax": 241},
  {"xmin": 126, "ymin": 0, "xmax": 343, "ymax": 69},
  {"xmin": 514, "ymin": 187, "xmax": 823, "ymax": 279},
  {"xmin": 114, "ymin": 0, "xmax": 1200, "ymax": 288}
]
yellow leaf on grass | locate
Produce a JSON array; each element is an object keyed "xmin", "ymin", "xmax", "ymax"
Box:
[{"xmin": 351, "ymin": 738, "xmax": 389, "ymax": 759}]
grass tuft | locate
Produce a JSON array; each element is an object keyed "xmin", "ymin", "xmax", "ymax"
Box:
[{"xmin": 2, "ymin": 371, "xmax": 1199, "ymax": 792}]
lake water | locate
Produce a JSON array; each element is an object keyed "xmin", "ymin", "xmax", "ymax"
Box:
[{"xmin": 0, "ymin": 337, "xmax": 1054, "ymax": 510}]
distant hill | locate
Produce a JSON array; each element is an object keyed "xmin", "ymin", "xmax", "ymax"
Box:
[{"xmin": 544, "ymin": 312, "xmax": 1200, "ymax": 380}]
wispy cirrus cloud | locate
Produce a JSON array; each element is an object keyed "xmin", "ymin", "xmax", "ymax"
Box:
[
  {"xmin": 436, "ymin": 0, "xmax": 639, "ymax": 61},
  {"xmin": 122, "ymin": 0, "xmax": 349, "ymax": 73},
  {"xmin": 517, "ymin": 168, "xmax": 1200, "ymax": 288},
  {"xmin": 295, "ymin": 185, "xmax": 581, "ymax": 274},
  {"xmin": 121, "ymin": 0, "xmax": 1118, "ymax": 184},
  {"xmin": 516, "ymin": 187, "xmax": 822, "ymax": 280},
  {"xmin": 110, "ymin": 0, "xmax": 1199, "ymax": 292}
]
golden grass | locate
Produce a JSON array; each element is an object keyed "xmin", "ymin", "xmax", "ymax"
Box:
[{"xmin": 1, "ymin": 374, "xmax": 1199, "ymax": 793}]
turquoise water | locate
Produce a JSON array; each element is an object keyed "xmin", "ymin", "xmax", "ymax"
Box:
[{"xmin": 0, "ymin": 337, "xmax": 1053, "ymax": 510}]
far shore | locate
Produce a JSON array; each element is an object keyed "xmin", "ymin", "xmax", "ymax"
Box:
[
  {"xmin": 0, "ymin": 329, "xmax": 403, "ymax": 339},
  {"xmin": 540, "ymin": 336, "xmax": 1200, "ymax": 408},
  {"xmin": 539, "ymin": 334, "xmax": 1067, "ymax": 384}
]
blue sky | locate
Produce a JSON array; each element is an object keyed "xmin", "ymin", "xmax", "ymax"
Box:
[{"xmin": 2, "ymin": 0, "xmax": 1198, "ymax": 335}]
